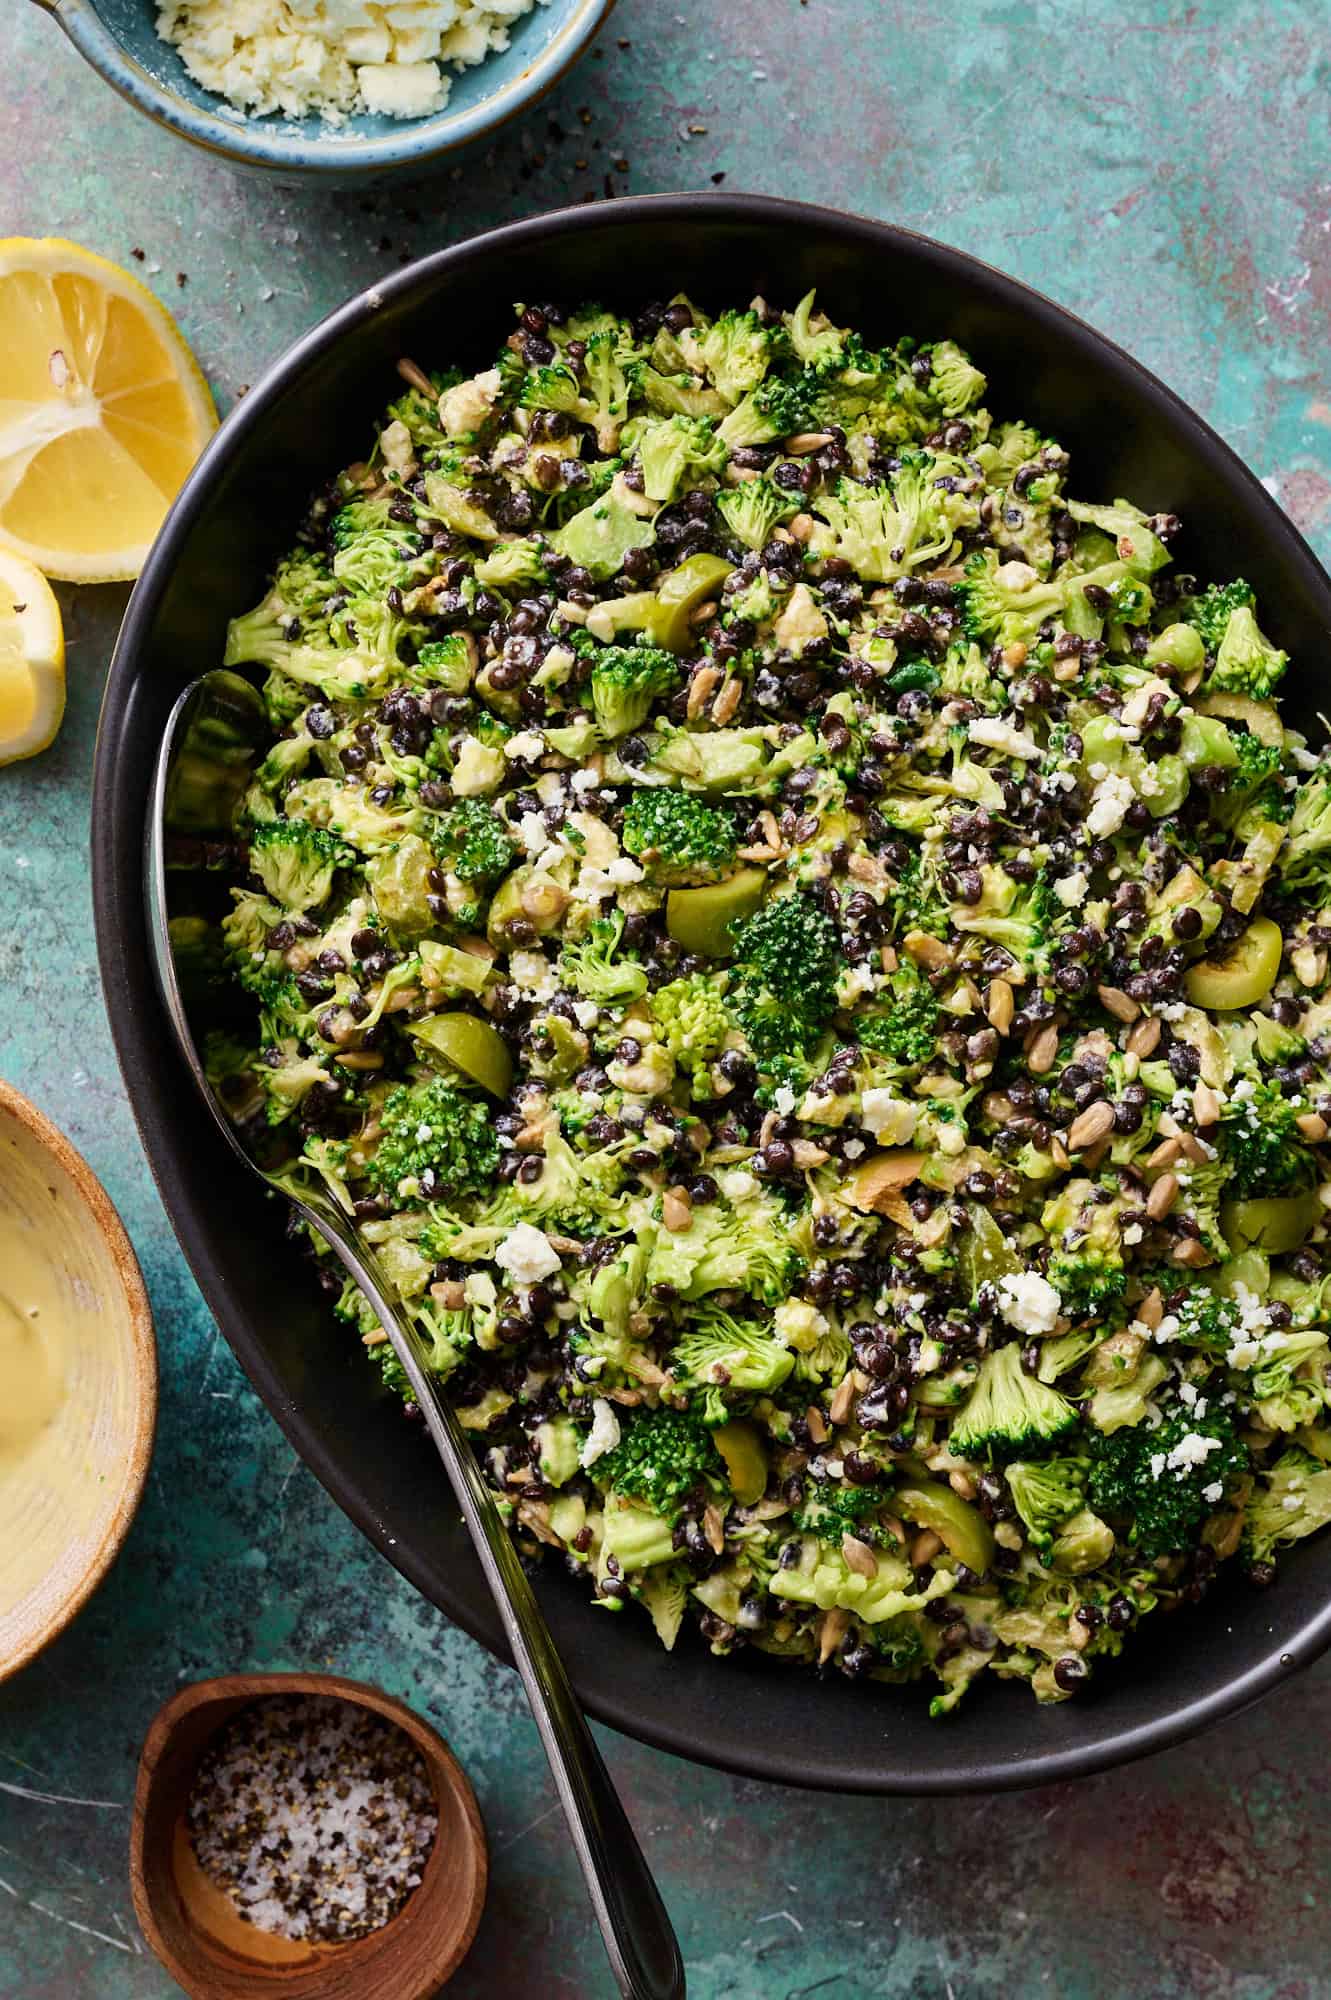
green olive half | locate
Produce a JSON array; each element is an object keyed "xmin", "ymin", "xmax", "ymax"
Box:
[
  {"xmin": 1222, "ymin": 1192, "xmax": 1323, "ymax": 1256},
  {"xmin": 1183, "ymin": 915, "xmax": 1283, "ymax": 1012},
  {"xmin": 409, "ymin": 1012, "xmax": 513, "ymax": 1099},
  {"xmin": 895, "ymin": 1482, "xmax": 996, "ymax": 1575},
  {"xmin": 666, "ymin": 867, "xmax": 768, "ymax": 958}
]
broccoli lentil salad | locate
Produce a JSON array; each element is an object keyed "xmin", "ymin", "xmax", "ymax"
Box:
[{"xmin": 206, "ymin": 290, "xmax": 1331, "ymax": 1716}]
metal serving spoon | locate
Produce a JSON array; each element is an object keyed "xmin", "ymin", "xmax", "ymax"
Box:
[{"xmin": 146, "ymin": 670, "xmax": 684, "ymax": 2000}]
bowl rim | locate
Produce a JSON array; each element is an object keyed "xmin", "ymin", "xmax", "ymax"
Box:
[
  {"xmin": 94, "ymin": 191, "xmax": 1331, "ymax": 1792},
  {"xmin": 41, "ymin": 0, "xmax": 616, "ymax": 175},
  {"xmin": 0, "ymin": 1076, "xmax": 157, "ymax": 1682}
]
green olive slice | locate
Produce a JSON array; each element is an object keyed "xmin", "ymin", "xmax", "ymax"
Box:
[
  {"xmin": 894, "ymin": 1482, "xmax": 996, "ymax": 1575},
  {"xmin": 648, "ymin": 553, "xmax": 735, "ymax": 652},
  {"xmin": 1183, "ymin": 916, "xmax": 1283, "ymax": 1012},
  {"xmin": 665, "ymin": 867, "xmax": 767, "ymax": 958},
  {"xmin": 410, "ymin": 1012, "xmax": 513, "ymax": 1099},
  {"xmin": 712, "ymin": 1420, "xmax": 767, "ymax": 1506}
]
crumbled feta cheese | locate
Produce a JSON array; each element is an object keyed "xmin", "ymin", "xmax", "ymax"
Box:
[
  {"xmin": 577, "ymin": 856, "xmax": 645, "ymax": 899},
  {"xmin": 1202, "ymin": 1481, "xmax": 1223, "ymax": 1506},
  {"xmin": 505, "ymin": 730, "xmax": 546, "ymax": 762},
  {"xmin": 836, "ymin": 962, "xmax": 876, "ymax": 1005},
  {"xmin": 156, "ymin": 0, "xmax": 539, "ymax": 124},
  {"xmin": 518, "ymin": 810, "xmax": 552, "ymax": 857},
  {"xmin": 842, "ymin": 1137, "xmax": 867, "ymax": 1159},
  {"xmin": 494, "ymin": 1222, "xmax": 562, "ymax": 1286},
  {"xmin": 571, "ymin": 999, "xmax": 599, "ymax": 1030},
  {"xmin": 996, "ymin": 1271, "xmax": 1062, "ymax": 1336},
  {"xmin": 1164, "ymin": 1431, "xmax": 1224, "ymax": 1474},
  {"xmin": 967, "ymin": 717, "xmax": 1041, "ymax": 761},
  {"xmin": 1086, "ymin": 771, "xmax": 1136, "ymax": 838},
  {"xmin": 1122, "ymin": 1222, "xmax": 1144, "ymax": 1246},
  {"xmin": 1053, "ymin": 871, "xmax": 1089, "ymax": 909},
  {"xmin": 439, "ymin": 365, "xmax": 504, "ymax": 438},
  {"xmin": 570, "ymin": 768, "xmax": 600, "ymax": 794},
  {"xmin": 860, "ymin": 1090, "xmax": 918, "ymax": 1144},
  {"xmin": 772, "ymin": 1085, "xmax": 797, "ymax": 1116},
  {"xmin": 721, "ymin": 1170, "xmax": 760, "ymax": 1205},
  {"xmin": 579, "ymin": 1397, "xmax": 621, "ymax": 1470}
]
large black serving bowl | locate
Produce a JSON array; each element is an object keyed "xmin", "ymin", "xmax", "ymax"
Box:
[{"xmin": 94, "ymin": 194, "xmax": 1331, "ymax": 1793}]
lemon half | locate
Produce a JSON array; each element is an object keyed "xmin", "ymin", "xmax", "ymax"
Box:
[
  {"xmin": 0, "ymin": 237, "xmax": 217, "ymax": 582},
  {"xmin": 0, "ymin": 549, "xmax": 65, "ymax": 765}
]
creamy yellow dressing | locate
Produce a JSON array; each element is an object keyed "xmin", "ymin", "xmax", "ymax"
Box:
[{"xmin": 0, "ymin": 1280, "xmax": 66, "ymax": 1469}]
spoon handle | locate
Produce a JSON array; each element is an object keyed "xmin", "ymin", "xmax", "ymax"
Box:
[{"xmin": 305, "ymin": 1207, "xmax": 685, "ymax": 2000}]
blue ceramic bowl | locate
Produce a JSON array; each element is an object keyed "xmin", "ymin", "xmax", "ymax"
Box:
[{"xmin": 29, "ymin": 0, "xmax": 614, "ymax": 178}]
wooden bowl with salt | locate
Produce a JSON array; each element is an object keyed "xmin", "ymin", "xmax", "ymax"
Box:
[{"xmin": 131, "ymin": 1672, "xmax": 487, "ymax": 1999}]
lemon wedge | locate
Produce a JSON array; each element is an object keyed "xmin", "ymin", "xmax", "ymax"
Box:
[
  {"xmin": 0, "ymin": 549, "xmax": 65, "ymax": 765},
  {"xmin": 0, "ymin": 237, "xmax": 217, "ymax": 583}
]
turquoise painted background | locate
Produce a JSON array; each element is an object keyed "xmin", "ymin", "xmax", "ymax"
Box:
[{"xmin": 3, "ymin": 2, "xmax": 1331, "ymax": 1993}]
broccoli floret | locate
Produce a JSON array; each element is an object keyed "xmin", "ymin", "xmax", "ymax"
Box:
[
  {"xmin": 715, "ymin": 477, "xmax": 798, "ymax": 552},
  {"xmin": 1088, "ymin": 1403, "xmax": 1249, "ymax": 1559},
  {"xmin": 329, "ymin": 499, "xmax": 424, "ymax": 593},
  {"xmin": 649, "ymin": 973, "xmax": 730, "ymax": 1076},
  {"xmin": 1277, "ymin": 771, "xmax": 1331, "ymax": 893},
  {"xmin": 1244, "ymin": 1448, "xmax": 1331, "ymax": 1564},
  {"xmin": 1249, "ymin": 1328, "xmax": 1330, "ymax": 1432},
  {"xmin": 689, "ymin": 309, "xmax": 780, "ymax": 404},
  {"xmin": 426, "ymin": 798, "xmax": 516, "ymax": 884},
  {"xmin": 636, "ymin": 415, "xmax": 727, "ymax": 504},
  {"xmin": 1221, "ymin": 1081, "xmax": 1312, "ymax": 1198},
  {"xmin": 1169, "ymin": 1287, "xmax": 1243, "ymax": 1356},
  {"xmin": 959, "ymin": 551, "xmax": 1068, "ymax": 648},
  {"xmin": 248, "ymin": 818, "xmax": 353, "ymax": 913},
  {"xmin": 1188, "ymin": 578, "xmax": 1256, "ymax": 652},
  {"xmin": 924, "ymin": 339, "xmax": 987, "ymax": 416},
  {"xmin": 1006, "ymin": 1457, "xmax": 1090, "ymax": 1553},
  {"xmin": 813, "ymin": 458, "xmax": 952, "ymax": 583},
  {"xmin": 621, "ymin": 787, "xmax": 737, "ymax": 883},
  {"xmin": 593, "ymin": 1407, "xmax": 723, "ymax": 1515},
  {"xmin": 949, "ymin": 1343, "xmax": 1079, "ymax": 1459},
  {"xmin": 589, "ymin": 644, "xmax": 680, "ymax": 738},
  {"xmin": 784, "ymin": 290, "xmax": 846, "ymax": 371},
  {"xmin": 950, "ymin": 865, "xmax": 1058, "ymax": 968},
  {"xmin": 225, "ymin": 549, "xmax": 338, "ymax": 671},
  {"xmin": 366, "ymin": 1076, "xmax": 499, "ymax": 1206},
  {"xmin": 856, "ymin": 960, "xmax": 939, "ymax": 1065},
  {"xmin": 889, "ymin": 850, "xmax": 950, "ymax": 940},
  {"xmin": 474, "ymin": 540, "xmax": 549, "ymax": 592},
  {"xmin": 1208, "ymin": 603, "xmax": 1288, "ymax": 701},
  {"xmin": 260, "ymin": 1047, "xmax": 334, "ymax": 1127},
  {"xmin": 519, "ymin": 329, "xmax": 642, "ymax": 453},
  {"xmin": 560, "ymin": 910, "xmax": 649, "ymax": 1004},
  {"xmin": 793, "ymin": 1478, "xmax": 894, "ymax": 1545},
  {"xmin": 1215, "ymin": 729, "xmax": 1288, "ymax": 837},
  {"xmin": 1041, "ymin": 1182, "xmax": 1127, "ymax": 1319},
  {"xmin": 728, "ymin": 892, "xmax": 842, "ymax": 1059},
  {"xmin": 648, "ymin": 1199, "xmax": 807, "ymax": 1305},
  {"xmin": 668, "ymin": 1303, "xmax": 795, "ymax": 1420},
  {"xmin": 717, "ymin": 373, "xmax": 816, "ymax": 450}
]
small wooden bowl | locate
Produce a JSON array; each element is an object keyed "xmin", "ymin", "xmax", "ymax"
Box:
[
  {"xmin": 0, "ymin": 1078, "xmax": 156, "ymax": 1681},
  {"xmin": 131, "ymin": 1673, "xmax": 488, "ymax": 1999}
]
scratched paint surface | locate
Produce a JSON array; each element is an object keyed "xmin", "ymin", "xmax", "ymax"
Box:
[{"xmin": 3, "ymin": 2, "xmax": 1331, "ymax": 1993}]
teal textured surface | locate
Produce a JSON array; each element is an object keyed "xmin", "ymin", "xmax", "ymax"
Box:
[{"xmin": 4, "ymin": 2, "xmax": 1331, "ymax": 1994}]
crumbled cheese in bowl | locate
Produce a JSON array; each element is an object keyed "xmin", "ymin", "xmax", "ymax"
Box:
[{"xmin": 155, "ymin": 0, "xmax": 546, "ymax": 124}]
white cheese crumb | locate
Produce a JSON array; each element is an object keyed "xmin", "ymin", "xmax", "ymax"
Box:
[
  {"xmin": 505, "ymin": 730, "xmax": 546, "ymax": 763},
  {"xmin": 571, "ymin": 999, "xmax": 600, "ymax": 1030},
  {"xmin": 772, "ymin": 1086, "xmax": 797, "ymax": 1116},
  {"xmin": 570, "ymin": 768, "xmax": 600, "ymax": 794},
  {"xmin": 996, "ymin": 1271, "xmax": 1062, "ymax": 1336},
  {"xmin": 579, "ymin": 1398, "xmax": 621, "ymax": 1470},
  {"xmin": 1052, "ymin": 871, "xmax": 1089, "ymax": 909},
  {"xmin": 721, "ymin": 1170, "xmax": 759, "ymax": 1205},
  {"xmin": 494, "ymin": 1221, "xmax": 563, "ymax": 1286},
  {"xmin": 439, "ymin": 367, "xmax": 503, "ymax": 439},
  {"xmin": 1202, "ymin": 1481, "xmax": 1223, "ymax": 1506},
  {"xmin": 967, "ymin": 716, "xmax": 1041, "ymax": 761},
  {"xmin": 860, "ymin": 1090, "xmax": 918, "ymax": 1144},
  {"xmin": 1086, "ymin": 771, "xmax": 1136, "ymax": 838}
]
